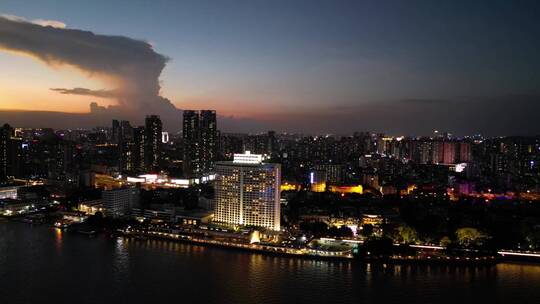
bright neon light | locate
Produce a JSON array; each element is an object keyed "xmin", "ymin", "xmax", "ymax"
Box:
[
  {"xmin": 410, "ymin": 245, "xmax": 444, "ymax": 250},
  {"xmin": 233, "ymin": 151, "xmax": 263, "ymax": 164},
  {"xmin": 170, "ymin": 179, "xmax": 190, "ymax": 185},
  {"xmin": 498, "ymin": 251, "xmax": 540, "ymax": 258}
]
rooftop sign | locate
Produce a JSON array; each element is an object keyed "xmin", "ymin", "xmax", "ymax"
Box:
[{"xmin": 233, "ymin": 151, "xmax": 263, "ymax": 164}]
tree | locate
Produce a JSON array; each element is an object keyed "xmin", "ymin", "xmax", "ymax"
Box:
[
  {"xmin": 327, "ymin": 226, "xmax": 340, "ymax": 237},
  {"xmin": 526, "ymin": 231, "xmax": 540, "ymax": 250},
  {"xmin": 337, "ymin": 225, "xmax": 353, "ymax": 238},
  {"xmin": 455, "ymin": 228, "xmax": 489, "ymax": 248},
  {"xmin": 363, "ymin": 237, "xmax": 394, "ymax": 257},
  {"xmin": 440, "ymin": 236, "xmax": 452, "ymax": 247},
  {"xmin": 395, "ymin": 225, "xmax": 418, "ymax": 244},
  {"xmin": 300, "ymin": 221, "xmax": 328, "ymax": 237},
  {"xmin": 361, "ymin": 224, "xmax": 374, "ymax": 238}
]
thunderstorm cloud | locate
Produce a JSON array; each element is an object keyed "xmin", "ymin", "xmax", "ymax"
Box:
[{"xmin": 0, "ymin": 14, "xmax": 180, "ymax": 127}]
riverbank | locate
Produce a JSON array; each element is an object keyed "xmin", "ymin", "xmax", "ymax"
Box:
[
  {"xmin": 2, "ymin": 221, "xmax": 540, "ymax": 304},
  {"xmin": 120, "ymin": 228, "xmax": 354, "ymax": 260},
  {"xmin": 119, "ymin": 228, "xmax": 501, "ymax": 265},
  {"xmin": 0, "ymin": 218, "xmax": 526, "ymax": 265}
]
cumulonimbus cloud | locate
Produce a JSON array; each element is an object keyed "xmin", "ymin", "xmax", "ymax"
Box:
[
  {"xmin": 30, "ymin": 19, "xmax": 67, "ymax": 29},
  {"xmin": 0, "ymin": 14, "xmax": 180, "ymax": 126},
  {"xmin": 50, "ymin": 87, "xmax": 117, "ymax": 98},
  {"xmin": 0, "ymin": 14, "xmax": 66, "ymax": 28}
]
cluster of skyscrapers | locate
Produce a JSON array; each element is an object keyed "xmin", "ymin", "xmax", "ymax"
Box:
[
  {"xmin": 109, "ymin": 110, "xmax": 281, "ymax": 231},
  {"xmin": 112, "ymin": 109, "xmax": 219, "ymax": 180},
  {"xmin": 377, "ymin": 137, "xmax": 472, "ymax": 165},
  {"xmin": 10, "ymin": 107, "xmax": 537, "ymax": 235},
  {"xmin": 113, "ymin": 115, "xmax": 162, "ymax": 173},
  {"xmin": 182, "ymin": 111, "xmax": 281, "ymax": 230}
]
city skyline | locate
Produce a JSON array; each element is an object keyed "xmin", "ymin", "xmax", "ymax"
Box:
[
  {"xmin": 1, "ymin": 1, "xmax": 540, "ymax": 135},
  {"xmin": 2, "ymin": 3, "xmax": 540, "ymax": 304}
]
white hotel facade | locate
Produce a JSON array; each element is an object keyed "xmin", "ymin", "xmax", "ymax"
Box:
[{"xmin": 214, "ymin": 152, "xmax": 281, "ymax": 231}]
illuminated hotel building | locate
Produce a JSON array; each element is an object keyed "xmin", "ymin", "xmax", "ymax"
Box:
[{"xmin": 214, "ymin": 152, "xmax": 281, "ymax": 231}]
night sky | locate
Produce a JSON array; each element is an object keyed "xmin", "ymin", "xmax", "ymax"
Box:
[{"xmin": 0, "ymin": 0, "xmax": 539, "ymax": 135}]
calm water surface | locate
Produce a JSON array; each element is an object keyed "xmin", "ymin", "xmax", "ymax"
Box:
[{"xmin": 1, "ymin": 222, "xmax": 540, "ymax": 304}]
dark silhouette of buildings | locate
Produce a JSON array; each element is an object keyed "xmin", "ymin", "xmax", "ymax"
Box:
[
  {"xmin": 182, "ymin": 110, "xmax": 217, "ymax": 177},
  {"xmin": 0, "ymin": 124, "xmax": 22, "ymax": 182},
  {"xmin": 144, "ymin": 115, "xmax": 162, "ymax": 172}
]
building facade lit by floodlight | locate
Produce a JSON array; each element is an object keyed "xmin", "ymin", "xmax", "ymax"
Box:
[
  {"xmin": 214, "ymin": 151, "xmax": 281, "ymax": 231},
  {"xmin": 161, "ymin": 131, "xmax": 169, "ymax": 144}
]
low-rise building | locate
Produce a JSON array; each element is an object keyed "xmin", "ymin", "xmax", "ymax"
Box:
[
  {"xmin": 131, "ymin": 207, "xmax": 175, "ymax": 222},
  {"xmin": 175, "ymin": 210, "xmax": 214, "ymax": 226},
  {"xmin": 102, "ymin": 187, "xmax": 140, "ymax": 217},
  {"xmin": 0, "ymin": 186, "xmax": 19, "ymax": 199},
  {"xmin": 0, "ymin": 199, "xmax": 33, "ymax": 216},
  {"xmin": 78, "ymin": 200, "xmax": 105, "ymax": 215}
]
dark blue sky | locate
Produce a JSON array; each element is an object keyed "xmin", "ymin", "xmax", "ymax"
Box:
[{"xmin": 1, "ymin": 0, "xmax": 539, "ymax": 135}]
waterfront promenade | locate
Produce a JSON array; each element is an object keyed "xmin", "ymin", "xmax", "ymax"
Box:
[
  {"xmin": 119, "ymin": 227, "xmax": 501, "ymax": 265},
  {"xmin": 120, "ymin": 228, "xmax": 355, "ymax": 260}
]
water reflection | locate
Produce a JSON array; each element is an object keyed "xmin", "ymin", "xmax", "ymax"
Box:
[
  {"xmin": 120, "ymin": 237, "xmax": 208, "ymax": 256},
  {"xmin": 3, "ymin": 223, "xmax": 540, "ymax": 304},
  {"xmin": 54, "ymin": 227, "xmax": 63, "ymax": 253}
]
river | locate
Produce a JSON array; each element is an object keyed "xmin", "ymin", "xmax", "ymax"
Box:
[{"xmin": 1, "ymin": 222, "xmax": 539, "ymax": 304}]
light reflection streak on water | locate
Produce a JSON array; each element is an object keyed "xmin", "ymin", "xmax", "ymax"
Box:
[
  {"xmin": 112, "ymin": 236, "xmax": 130, "ymax": 285},
  {"xmin": 6, "ymin": 223, "xmax": 540, "ymax": 304},
  {"xmin": 54, "ymin": 228, "xmax": 63, "ymax": 253},
  {"xmin": 84, "ymin": 234, "xmax": 540, "ymax": 302}
]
